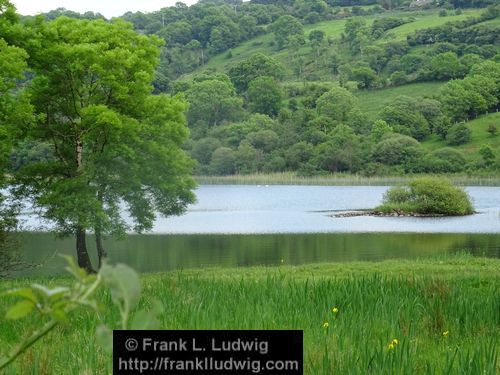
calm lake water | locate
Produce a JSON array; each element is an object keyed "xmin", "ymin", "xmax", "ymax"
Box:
[{"xmin": 10, "ymin": 185, "xmax": 500, "ymax": 276}]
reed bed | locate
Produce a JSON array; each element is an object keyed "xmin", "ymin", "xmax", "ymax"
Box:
[{"xmin": 196, "ymin": 173, "xmax": 500, "ymax": 187}]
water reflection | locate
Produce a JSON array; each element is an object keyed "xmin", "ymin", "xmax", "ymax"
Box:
[{"xmin": 13, "ymin": 232, "xmax": 500, "ymax": 277}]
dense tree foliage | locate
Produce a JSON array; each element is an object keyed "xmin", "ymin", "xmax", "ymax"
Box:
[
  {"xmin": 4, "ymin": 15, "xmax": 195, "ymax": 271},
  {"xmin": 247, "ymin": 77, "xmax": 283, "ymax": 117},
  {"xmin": 0, "ymin": 0, "xmax": 31, "ymax": 237},
  {"xmin": 271, "ymin": 15, "xmax": 305, "ymax": 49},
  {"xmin": 228, "ymin": 53, "xmax": 284, "ymax": 93},
  {"xmin": 187, "ymin": 76, "xmax": 243, "ymax": 127},
  {"xmin": 379, "ymin": 97, "xmax": 431, "ymax": 141}
]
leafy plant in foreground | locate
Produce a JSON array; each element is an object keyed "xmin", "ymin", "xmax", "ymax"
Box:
[{"xmin": 0, "ymin": 256, "xmax": 161, "ymax": 370}]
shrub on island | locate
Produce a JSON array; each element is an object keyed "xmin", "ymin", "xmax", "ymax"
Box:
[{"xmin": 376, "ymin": 177, "xmax": 473, "ymax": 216}]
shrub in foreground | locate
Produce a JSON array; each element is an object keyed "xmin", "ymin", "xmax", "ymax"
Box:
[{"xmin": 377, "ymin": 177, "xmax": 473, "ymax": 215}]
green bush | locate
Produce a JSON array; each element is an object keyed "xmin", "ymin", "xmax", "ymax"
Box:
[
  {"xmin": 416, "ymin": 148, "xmax": 466, "ymax": 173},
  {"xmin": 372, "ymin": 134, "xmax": 422, "ymax": 166},
  {"xmin": 377, "ymin": 177, "xmax": 473, "ymax": 216},
  {"xmin": 447, "ymin": 124, "xmax": 471, "ymax": 145},
  {"xmin": 209, "ymin": 147, "xmax": 237, "ymax": 175}
]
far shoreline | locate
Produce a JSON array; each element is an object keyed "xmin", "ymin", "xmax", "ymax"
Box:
[{"xmin": 196, "ymin": 173, "xmax": 500, "ymax": 187}]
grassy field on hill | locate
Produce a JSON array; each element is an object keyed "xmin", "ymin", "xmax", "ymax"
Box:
[
  {"xmin": 379, "ymin": 8, "xmax": 482, "ymax": 40},
  {"xmin": 0, "ymin": 254, "xmax": 498, "ymax": 373},
  {"xmin": 354, "ymin": 82, "xmax": 445, "ymax": 120},
  {"xmin": 422, "ymin": 112, "xmax": 500, "ymax": 156},
  {"xmin": 333, "ymin": 84, "xmax": 499, "ymax": 165},
  {"xmin": 192, "ymin": 8, "xmax": 483, "ymax": 76}
]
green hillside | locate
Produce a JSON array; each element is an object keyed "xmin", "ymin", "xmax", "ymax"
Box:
[
  {"xmin": 193, "ymin": 8, "xmax": 483, "ymax": 76},
  {"xmin": 15, "ymin": 2, "xmax": 500, "ymax": 177}
]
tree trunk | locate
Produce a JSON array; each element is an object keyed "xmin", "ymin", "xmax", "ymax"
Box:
[
  {"xmin": 74, "ymin": 134, "xmax": 93, "ymax": 273},
  {"xmin": 76, "ymin": 227, "xmax": 94, "ymax": 273},
  {"xmin": 94, "ymin": 188, "xmax": 107, "ymax": 269},
  {"xmin": 95, "ymin": 229, "xmax": 107, "ymax": 269}
]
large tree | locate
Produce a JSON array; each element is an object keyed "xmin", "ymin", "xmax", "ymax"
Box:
[
  {"xmin": 314, "ymin": 124, "xmax": 362, "ymax": 172},
  {"xmin": 316, "ymin": 86, "xmax": 358, "ymax": 123},
  {"xmin": 378, "ymin": 96, "xmax": 431, "ymax": 141},
  {"xmin": 0, "ymin": 1, "xmax": 31, "ymax": 239},
  {"xmin": 14, "ymin": 17, "xmax": 195, "ymax": 272},
  {"xmin": 247, "ymin": 76, "xmax": 283, "ymax": 117},
  {"xmin": 271, "ymin": 15, "xmax": 304, "ymax": 49},
  {"xmin": 228, "ymin": 53, "xmax": 284, "ymax": 93},
  {"xmin": 186, "ymin": 77, "xmax": 243, "ymax": 127}
]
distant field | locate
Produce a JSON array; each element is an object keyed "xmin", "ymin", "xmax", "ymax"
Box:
[
  {"xmin": 480, "ymin": 17, "xmax": 500, "ymax": 26},
  {"xmin": 355, "ymin": 82, "xmax": 444, "ymax": 120},
  {"xmin": 422, "ymin": 112, "xmax": 500, "ymax": 160},
  {"xmin": 380, "ymin": 8, "xmax": 483, "ymax": 41}
]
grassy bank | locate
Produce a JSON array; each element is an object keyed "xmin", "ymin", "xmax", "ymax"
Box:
[
  {"xmin": 422, "ymin": 112, "xmax": 500, "ymax": 160},
  {"xmin": 0, "ymin": 254, "xmax": 498, "ymax": 374},
  {"xmin": 196, "ymin": 173, "xmax": 500, "ymax": 186},
  {"xmin": 354, "ymin": 82, "xmax": 445, "ymax": 121}
]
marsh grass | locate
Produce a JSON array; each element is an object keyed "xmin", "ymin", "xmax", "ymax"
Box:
[
  {"xmin": 0, "ymin": 254, "xmax": 498, "ymax": 374},
  {"xmin": 197, "ymin": 172, "xmax": 500, "ymax": 186}
]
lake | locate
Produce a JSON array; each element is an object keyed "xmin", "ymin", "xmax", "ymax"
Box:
[{"xmin": 9, "ymin": 185, "xmax": 500, "ymax": 276}]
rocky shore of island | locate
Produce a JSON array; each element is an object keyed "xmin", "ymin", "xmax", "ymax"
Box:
[{"xmin": 330, "ymin": 210, "xmax": 448, "ymax": 218}]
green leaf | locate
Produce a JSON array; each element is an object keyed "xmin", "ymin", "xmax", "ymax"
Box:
[
  {"xmin": 5, "ymin": 300, "xmax": 35, "ymax": 320},
  {"xmin": 61, "ymin": 255, "xmax": 87, "ymax": 280},
  {"xmin": 51, "ymin": 308, "xmax": 68, "ymax": 323},
  {"xmin": 0, "ymin": 356, "xmax": 9, "ymax": 369},
  {"xmin": 130, "ymin": 300, "xmax": 163, "ymax": 330},
  {"xmin": 150, "ymin": 299, "xmax": 164, "ymax": 316},
  {"xmin": 47, "ymin": 287, "xmax": 70, "ymax": 300},
  {"xmin": 1, "ymin": 288, "xmax": 37, "ymax": 303},
  {"xmin": 130, "ymin": 310, "xmax": 159, "ymax": 330},
  {"xmin": 100, "ymin": 263, "xmax": 141, "ymax": 311},
  {"xmin": 31, "ymin": 284, "xmax": 53, "ymax": 299},
  {"xmin": 31, "ymin": 285, "xmax": 70, "ymax": 302},
  {"xmin": 95, "ymin": 324, "xmax": 113, "ymax": 353}
]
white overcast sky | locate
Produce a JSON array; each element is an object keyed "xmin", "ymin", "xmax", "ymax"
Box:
[{"xmin": 11, "ymin": 1, "xmax": 199, "ymax": 18}]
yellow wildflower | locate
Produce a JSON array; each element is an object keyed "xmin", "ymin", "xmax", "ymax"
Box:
[
  {"xmin": 392, "ymin": 339, "xmax": 399, "ymax": 345},
  {"xmin": 322, "ymin": 322, "xmax": 329, "ymax": 329},
  {"xmin": 388, "ymin": 343, "xmax": 395, "ymax": 350},
  {"xmin": 332, "ymin": 307, "xmax": 339, "ymax": 314},
  {"xmin": 442, "ymin": 331, "xmax": 449, "ymax": 337}
]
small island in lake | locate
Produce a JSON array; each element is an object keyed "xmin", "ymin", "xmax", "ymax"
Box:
[{"xmin": 333, "ymin": 177, "xmax": 474, "ymax": 218}]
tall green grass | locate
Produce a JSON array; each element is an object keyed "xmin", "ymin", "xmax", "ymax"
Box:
[
  {"xmin": 196, "ymin": 172, "xmax": 500, "ymax": 186},
  {"xmin": 0, "ymin": 254, "xmax": 498, "ymax": 374}
]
